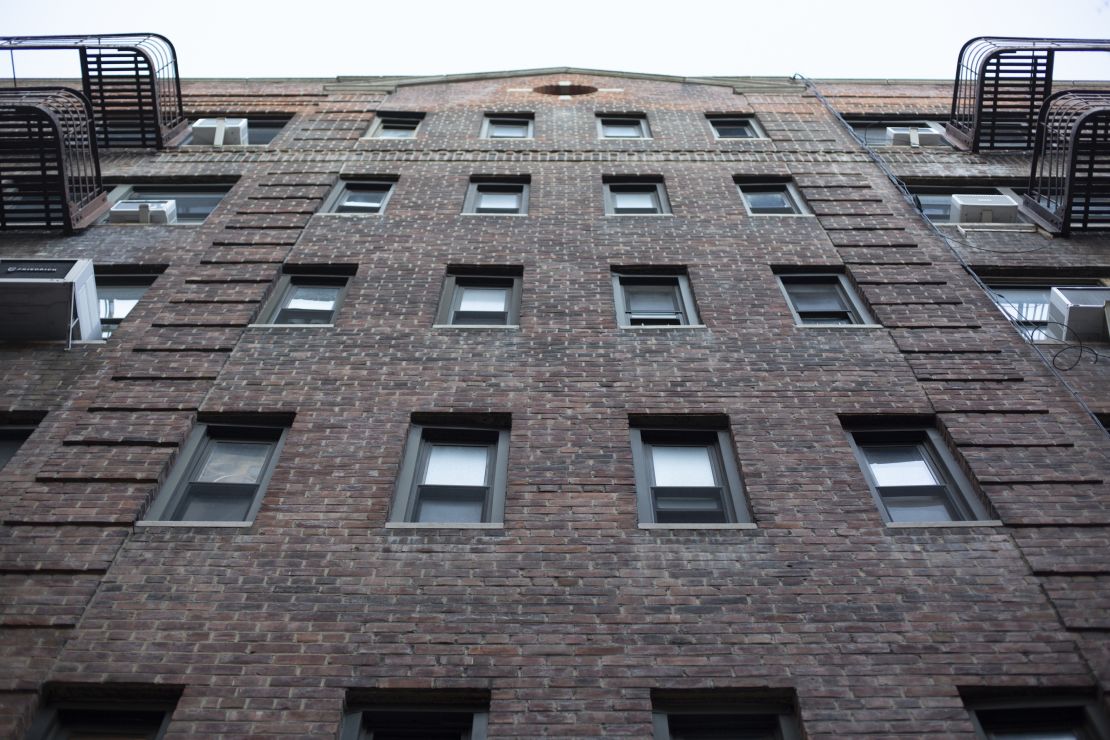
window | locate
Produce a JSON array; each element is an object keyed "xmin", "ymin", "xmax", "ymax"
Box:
[
  {"xmin": 258, "ymin": 268, "xmax": 352, "ymax": 326},
  {"xmin": 324, "ymin": 179, "xmax": 396, "ymax": 214},
  {"xmin": 777, "ymin": 272, "xmax": 873, "ymax": 326},
  {"xmin": 736, "ymin": 180, "xmax": 809, "ymax": 215},
  {"xmin": 26, "ymin": 691, "xmax": 179, "ymax": 740},
  {"xmin": 612, "ymin": 271, "xmax": 700, "ymax": 327},
  {"xmin": 143, "ymin": 422, "xmax": 288, "ymax": 524},
  {"xmin": 107, "ymin": 183, "xmax": 232, "ymax": 224},
  {"xmin": 846, "ymin": 423, "xmax": 991, "ymax": 524},
  {"xmin": 368, "ymin": 113, "xmax": 424, "ymax": 139},
  {"xmin": 966, "ymin": 695, "xmax": 1110, "ymax": 740},
  {"xmin": 463, "ymin": 178, "xmax": 529, "ymax": 215},
  {"xmin": 436, "ymin": 268, "xmax": 523, "ymax": 326},
  {"xmin": 182, "ymin": 115, "xmax": 291, "ymax": 146},
  {"xmin": 598, "ymin": 114, "xmax": 651, "ymax": 139},
  {"xmin": 481, "ymin": 115, "xmax": 533, "ymax": 139},
  {"xmin": 630, "ymin": 420, "xmax": 751, "ymax": 525},
  {"xmin": 603, "ymin": 178, "xmax": 671, "ymax": 215},
  {"xmin": 986, "ymin": 280, "xmax": 1109, "ymax": 342},
  {"xmin": 391, "ymin": 418, "xmax": 510, "ymax": 525},
  {"xmin": 848, "ymin": 118, "xmax": 951, "ymax": 147},
  {"xmin": 341, "ymin": 691, "xmax": 490, "ymax": 740},
  {"xmin": 910, "ymin": 186, "xmax": 1024, "ymax": 223},
  {"xmin": 96, "ymin": 272, "xmax": 158, "ymax": 338},
  {"xmin": 0, "ymin": 426, "xmax": 33, "ymax": 472},
  {"xmin": 707, "ymin": 115, "xmax": 765, "ymax": 139},
  {"xmin": 652, "ymin": 691, "xmax": 802, "ymax": 740}
]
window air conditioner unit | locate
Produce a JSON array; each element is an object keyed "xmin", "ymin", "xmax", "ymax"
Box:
[
  {"xmin": 0, "ymin": 259, "xmax": 101, "ymax": 342},
  {"xmin": 950, "ymin": 194, "xmax": 1019, "ymax": 223},
  {"xmin": 886, "ymin": 126, "xmax": 945, "ymax": 146},
  {"xmin": 191, "ymin": 118, "xmax": 249, "ymax": 146},
  {"xmin": 1047, "ymin": 287, "xmax": 1110, "ymax": 341},
  {"xmin": 108, "ymin": 199, "xmax": 178, "ymax": 224}
]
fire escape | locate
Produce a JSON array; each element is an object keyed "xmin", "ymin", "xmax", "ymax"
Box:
[{"xmin": 0, "ymin": 33, "xmax": 185, "ymax": 232}]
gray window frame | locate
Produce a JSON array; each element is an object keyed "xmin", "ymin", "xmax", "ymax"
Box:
[
  {"xmin": 341, "ymin": 703, "xmax": 489, "ymax": 740},
  {"xmin": 143, "ymin": 423, "xmax": 288, "ymax": 525},
  {"xmin": 257, "ymin": 273, "xmax": 350, "ymax": 326},
  {"xmin": 463, "ymin": 180, "xmax": 529, "ymax": 215},
  {"xmin": 26, "ymin": 696, "xmax": 178, "ymax": 740},
  {"xmin": 390, "ymin": 423, "xmax": 511, "ymax": 525},
  {"xmin": 481, "ymin": 115, "xmax": 534, "ymax": 139},
  {"xmin": 436, "ymin": 270, "xmax": 523, "ymax": 327},
  {"xmin": 597, "ymin": 114, "xmax": 651, "ymax": 139},
  {"xmin": 776, "ymin": 272, "xmax": 874, "ymax": 326},
  {"xmin": 612, "ymin": 271, "xmax": 700, "ymax": 327},
  {"xmin": 105, "ymin": 182, "xmax": 233, "ymax": 224},
  {"xmin": 985, "ymin": 277, "xmax": 1107, "ymax": 342},
  {"xmin": 846, "ymin": 426, "xmax": 991, "ymax": 525},
  {"xmin": 707, "ymin": 115, "xmax": 767, "ymax": 140},
  {"xmin": 737, "ymin": 181, "xmax": 811, "ymax": 216},
  {"xmin": 652, "ymin": 703, "xmax": 803, "ymax": 740},
  {"xmin": 367, "ymin": 113, "xmax": 424, "ymax": 139},
  {"xmin": 630, "ymin": 426, "xmax": 751, "ymax": 525},
  {"xmin": 966, "ymin": 695, "xmax": 1110, "ymax": 740},
  {"xmin": 322, "ymin": 179, "xmax": 397, "ymax": 215},
  {"xmin": 603, "ymin": 180, "xmax": 671, "ymax": 215},
  {"xmin": 96, "ymin": 272, "xmax": 158, "ymax": 339},
  {"xmin": 848, "ymin": 118, "xmax": 951, "ymax": 148}
]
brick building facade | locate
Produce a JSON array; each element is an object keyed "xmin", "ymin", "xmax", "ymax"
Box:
[{"xmin": 1, "ymin": 43, "xmax": 1108, "ymax": 738}]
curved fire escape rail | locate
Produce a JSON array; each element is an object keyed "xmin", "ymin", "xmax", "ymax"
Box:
[
  {"xmin": 947, "ymin": 36, "xmax": 1110, "ymax": 152},
  {"xmin": 0, "ymin": 87, "xmax": 109, "ymax": 232},
  {"xmin": 0, "ymin": 33, "xmax": 186, "ymax": 148},
  {"xmin": 1021, "ymin": 91, "xmax": 1110, "ymax": 236}
]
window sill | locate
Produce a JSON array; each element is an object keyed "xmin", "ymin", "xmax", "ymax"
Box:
[
  {"xmin": 135, "ymin": 520, "xmax": 253, "ymax": 528},
  {"xmin": 639, "ymin": 522, "xmax": 757, "ymax": 530},
  {"xmin": 604, "ymin": 213, "xmax": 674, "ymax": 217},
  {"xmin": 621, "ymin": 324, "xmax": 708, "ymax": 330},
  {"xmin": 432, "ymin": 324, "xmax": 519, "ymax": 329},
  {"xmin": 796, "ymin": 323, "xmax": 884, "ymax": 330},
  {"xmin": 248, "ymin": 323, "xmax": 335, "ymax": 328},
  {"xmin": 313, "ymin": 212, "xmax": 383, "ymax": 217},
  {"xmin": 885, "ymin": 520, "xmax": 1004, "ymax": 529},
  {"xmin": 385, "ymin": 522, "xmax": 504, "ymax": 529},
  {"xmin": 179, "ymin": 144, "xmax": 271, "ymax": 151},
  {"xmin": 460, "ymin": 212, "xmax": 528, "ymax": 217},
  {"xmin": 744, "ymin": 212, "xmax": 815, "ymax": 218}
]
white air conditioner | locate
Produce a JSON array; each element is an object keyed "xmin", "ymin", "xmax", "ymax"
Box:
[
  {"xmin": 191, "ymin": 118, "xmax": 249, "ymax": 146},
  {"xmin": 950, "ymin": 194, "xmax": 1019, "ymax": 223},
  {"xmin": 108, "ymin": 199, "xmax": 178, "ymax": 224},
  {"xmin": 1047, "ymin": 287, "xmax": 1110, "ymax": 341},
  {"xmin": 886, "ymin": 126, "xmax": 945, "ymax": 146},
  {"xmin": 0, "ymin": 259, "xmax": 101, "ymax": 342}
]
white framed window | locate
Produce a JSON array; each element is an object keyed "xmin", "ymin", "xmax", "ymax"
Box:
[
  {"xmin": 598, "ymin": 115, "xmax": 651, "ymax": 139},
  {"xmin": 481, "ymin": 115, "xmax": 533, "ymax": 139}
]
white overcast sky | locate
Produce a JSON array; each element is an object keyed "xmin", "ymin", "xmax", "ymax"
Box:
[{"xmin": 2, "ymin": 0, "xmax": 1109, "ymax": 80}]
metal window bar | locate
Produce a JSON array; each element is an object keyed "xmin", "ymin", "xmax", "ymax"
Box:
[
  {"xmin": 1021, "ymin": 90, "xmax": 1110, "ymax": 235},
  {"xmin": 0, "ymin": 34, "xmax": 186, "ymax": 149},
  {"xmin": 0, "ymin": 87, "xmax": 107, "ymax": 231},
  {"xmin": 947, "ymin": 36, "xmax": 1110, "ymax": 152}
]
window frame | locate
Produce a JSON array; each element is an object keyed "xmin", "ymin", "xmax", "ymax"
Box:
[
  {"xmin": 181, "ymin": 114, "xmax": 293, "ymax": 147},
  {"xmin": 462, "ymin": 179, "xmax": 530, "ymax": 216},
  {"xmin": 603, "ymin": 179, "xmax": 672, "ymax": 216},
  {"xmin": 776, "ymin": 272, "xmax": 874, "ymax": 326},
  {"xmin": 256, "ymin": 272, "xmax": 350, "ymax": 327},
  {"xmin": 366, "ymin": 113, "xmax": 424, "ymax": 139},
  {"xmin": 707, "ymin": 115, "xmax": 767, "ymax": 140},
  {"xmin": 846, "ymin": 425, "xmax": 991, "ymax": 525},
  {"xmin": 630, "ymin": 426, "xmax": 752, "ymax": 526},
  {"xmin": 341, "ymin": 700, "xmax": 490, "ymax": 740},
  {"xmin": 847, "ymin": 117, "xmax": 952, "ymax": 148},
  {"xmin": 481, "ymin": 114, "xmax": 534, "ymax": 139},
  {"xmin": 737, "ymin": 181, "xmax": 811, "ymax": 216},
  {"xmin": 390, "ymin": 422, "xmax": 510, "ymax": 526},
  {"xmin": 95, "ymin": 272, "xmax": 158, "ymax": 339},
  {"xmin": 612, "ymin": 271, "xmax": 701, "ymax": 328},
  {"xmin": 104, "ymin": 182, "xmax": 233, "ymax": 225},
  {"xmin": 985, "ymin": 277, "xmax": 1108, "ymax": 343},
  {"xmin": 966, "ymin": 694, "xmax": 1110, "ymax": 740},
  {"xmin": 597, "ymin": 114, "xmax": 652, "ymax": 140},
  {"xmin": 322, "ymin": 179, "xmax": 397, "ymax": 215},
  {"xmin": 436, "ymin": 269, "xmax": 523, "ymax": 327},
  {"xmin": 0, "ymin": 425, "xmax": 34, "ymax": 473},
  {"xmin": 909, "ymin": 185, "xmax": 1026, "ymax": 224},
  {"xmin": 142, "ymin": 422, "xmax": 288, "ymax": 525},
  {"xmin": 26, "ymin": 695, "xmax": 178, "ymax": 740}
]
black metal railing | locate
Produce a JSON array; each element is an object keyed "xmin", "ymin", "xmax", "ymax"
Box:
[
  {"xmin": 1021, "ymin": 91, "xmax": 1110, "ymax": 235},
  {"xmin": 948, "ymin": 36, "xmax": 1110, "ymax": 152},
  {"xmin": 0, "ymin": 87, "xmax": 107, "ymax": 231},
  {"xmin": 0, "ymin": 33, "xmax": 185, "ymax": 148}
]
